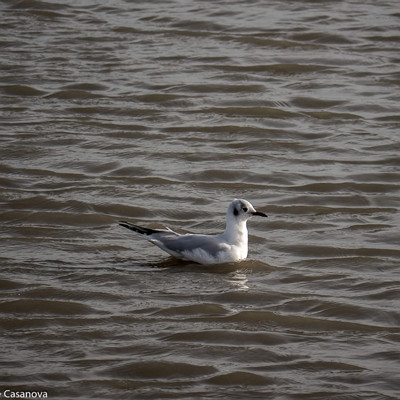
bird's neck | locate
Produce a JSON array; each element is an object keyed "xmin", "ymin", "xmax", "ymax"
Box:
[{"xmin": 223, "ymin": 219, "xmax": 248, "ymax": 245}]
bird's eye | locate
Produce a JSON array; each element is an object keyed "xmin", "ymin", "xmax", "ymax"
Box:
[{"xmin": 242, "ymin": 207, "xmax": 248, "ymax": 212}]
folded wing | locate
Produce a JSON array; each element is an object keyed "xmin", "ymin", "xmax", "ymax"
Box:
[{"xmin": 119, "ymin": 221, "xmax": 228, "ymax": 263}]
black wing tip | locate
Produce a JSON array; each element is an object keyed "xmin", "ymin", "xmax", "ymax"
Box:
[
  {"xmin": 118, "ymin": 221, "xmax": 158, "ymax": 235},
  {"xmin": 119, "ymin": 221, "xmax": 132, "ymax": 230},
  {"xmin": 118, "ymin": 221, "xmax": 133, "ymax": 231}
]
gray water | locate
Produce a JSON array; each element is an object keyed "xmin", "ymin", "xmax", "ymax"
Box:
[{"xmin": 1, "ymin": 0, "xmax": 400, "ymax": 399}]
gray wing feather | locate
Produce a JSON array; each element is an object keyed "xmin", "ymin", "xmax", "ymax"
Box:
[
  {"xmin": 153, "ymin": 233, "xmax": 227, "ymax": 257},
  {"xmin": 120, "ymin": 221, "xmax": 228, "ymax": 261}
]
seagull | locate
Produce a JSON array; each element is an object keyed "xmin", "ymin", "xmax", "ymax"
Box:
[{"xmin": 119, "ymin": 199, "xmax": 267, "ymax": 265}]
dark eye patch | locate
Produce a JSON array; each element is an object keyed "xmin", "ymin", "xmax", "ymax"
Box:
[
  {"xmin": 233, "ymin": 208, "xmax": 239, "ymax": 216},
  {"xmin": 242, "ymin": 207, "xmax": 248, "ymax": 212}
]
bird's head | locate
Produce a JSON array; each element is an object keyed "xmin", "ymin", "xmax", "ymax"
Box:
[{"xmin": 228, "ymin": 199, "xmax": 267, "ymax": 222}]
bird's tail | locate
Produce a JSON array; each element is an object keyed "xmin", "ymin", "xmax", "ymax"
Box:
[{"xmin": 119, "ymin": 221, "xmax": 159, "ymax": 236}]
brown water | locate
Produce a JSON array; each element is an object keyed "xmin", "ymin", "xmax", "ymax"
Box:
[{"xmin": 1, "ymin": 0, "xmax": 400, "ymax": 399}]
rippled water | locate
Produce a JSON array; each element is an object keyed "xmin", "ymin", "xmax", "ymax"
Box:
[{"xmin": 1, "ymin": 0, "xmax": 400, "ymax": 399}]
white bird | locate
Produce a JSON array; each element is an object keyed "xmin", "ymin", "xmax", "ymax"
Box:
[{"xmin": 119, "ymin": 199, "xmax": 267, "ymax": 265}]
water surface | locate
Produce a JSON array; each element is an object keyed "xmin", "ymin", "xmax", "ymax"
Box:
[{"xmin": 1, "ymin": 0, "xmax": 400, "ymax": 399}]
